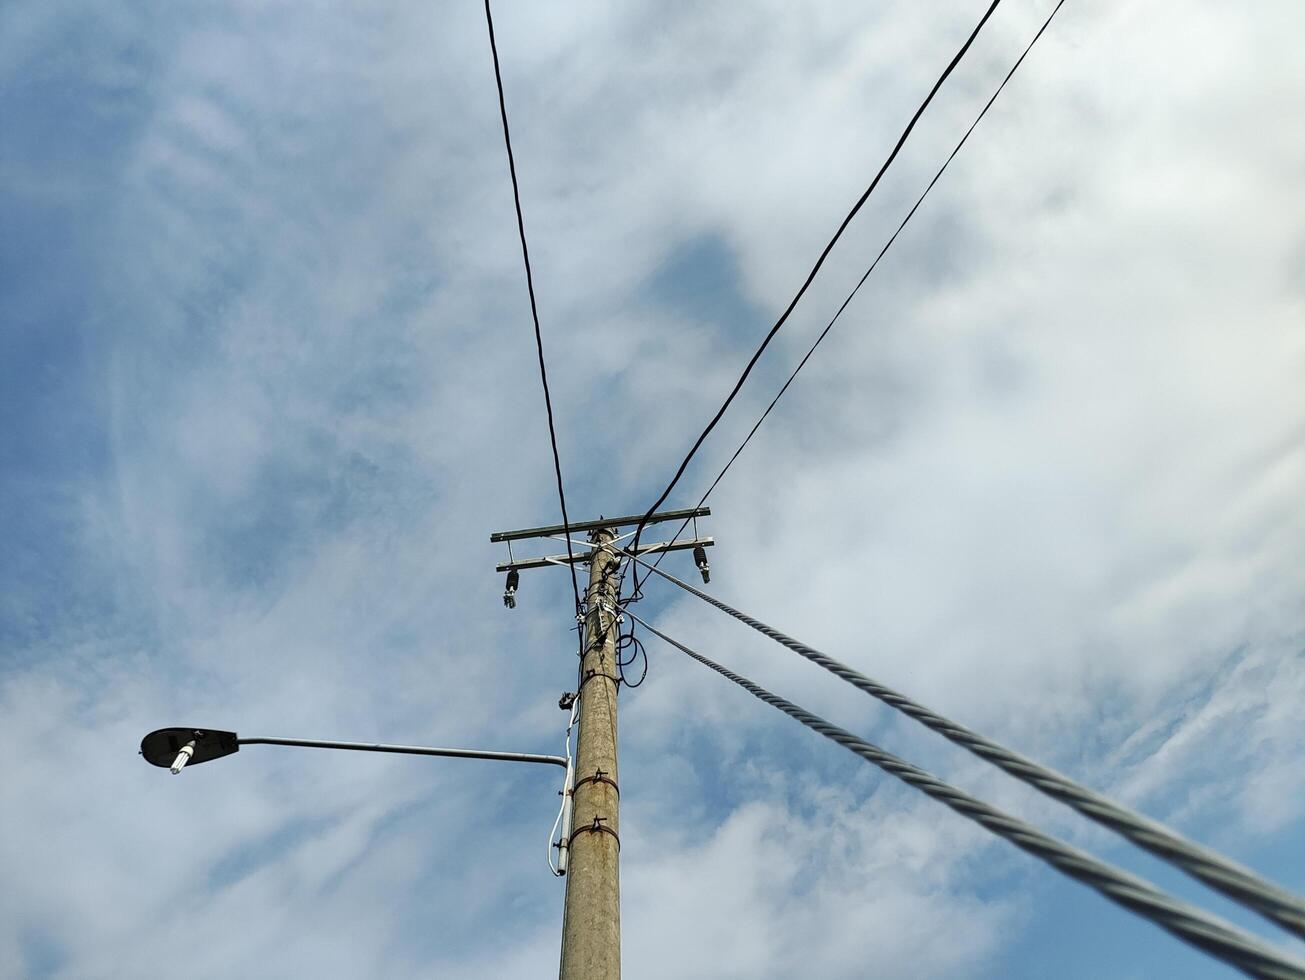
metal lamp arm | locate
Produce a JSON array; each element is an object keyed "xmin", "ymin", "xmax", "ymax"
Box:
[{"xmin": 235, "ymin": 736, "xmax": 568, "ymax": 768}]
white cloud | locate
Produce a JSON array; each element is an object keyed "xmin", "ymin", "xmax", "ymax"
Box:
[{"xmin": 2, "ymin": 0, "xmax": 1303, "ymax": 977}]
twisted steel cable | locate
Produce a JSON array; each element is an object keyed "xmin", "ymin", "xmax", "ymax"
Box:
[
  {"xmin": 627, "ymin": 610, "xmax": 1305, "ymax": 980},
  {"xmin": 628, "ymin": 554, "xmax": 1305, "ymax": 940}
]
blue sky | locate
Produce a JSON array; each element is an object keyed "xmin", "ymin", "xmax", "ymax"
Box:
[{"xmin": 2, "ymin": 0, "xmax": 1304, "ymax": 977}]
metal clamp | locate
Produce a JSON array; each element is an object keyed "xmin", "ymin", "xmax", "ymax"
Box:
[
  {"xmin": 577, "ymin": 670, "xmax": 620, "ymax": 694},
  {"xmin": 573, "ymin": 768, "xmax": 620, "ymax": 798},
  {"xmin": 568, "ymin": 815, "xmax": 620, "ymax": 851}
]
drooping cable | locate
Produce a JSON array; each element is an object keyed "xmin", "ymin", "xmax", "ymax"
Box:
[
  {"xmin": 629, "ymin": 553, "xmax": 1305, "ymax": 940},
  {"xmin": 616, "ymin": 628, "xmax": 648, "ymax": 689},
  {"xmin": 627, "ymin": 0, "xmax": 1004, "ymax": 582},
  {"xmin": 627, "ymin": 0, "xmax": 1071, "ymax": 599},
  {"xmin": 626, "ymin": 611, "xmax": 1305, "ymax": 980},
  {"xmin": 482, "ymin": 0, "xmax": 582, "ymax": 614}
]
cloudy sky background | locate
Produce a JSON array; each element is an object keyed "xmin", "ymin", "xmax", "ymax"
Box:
[{"xmin": 2, "ymin": 0, "xmax": 1303, "ymax": 977}]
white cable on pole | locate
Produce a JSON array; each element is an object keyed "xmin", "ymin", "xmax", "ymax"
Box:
[{"xmin": 549, "ymin": 698, "xmax": 580, "ymax": 877}]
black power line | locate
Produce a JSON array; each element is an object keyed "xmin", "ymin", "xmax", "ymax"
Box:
[
  {"xmin": 482, "ymin": 0, "xmax": 582, "ymax": 614},
  {"xmin": 627, "ymin": 0, "xmax": 1005, "ymax": 576},
  {"xmin": 663, "ymin": 0, "xmax": 1073, "ymax": 561},
  {"xmin": 626, "ymin": 0, "xmax": 1070, "ymax": 609},
  {"xmin": 627, "ymin": 610, "xmax": 1305, "ymax": 980}
]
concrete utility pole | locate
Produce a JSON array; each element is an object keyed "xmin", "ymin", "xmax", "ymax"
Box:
[
  {"xmin": 560, "ymin": 526, "xmax": 622, "ymax": 980},
  {"xmin": 489, "ymin": 507, "xmax": 714, "ymax": 980}
]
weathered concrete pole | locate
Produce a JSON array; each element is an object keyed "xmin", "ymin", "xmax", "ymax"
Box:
[{"xmin": 559, "ymin": 526, "xmax": 622, "ymax": 980}]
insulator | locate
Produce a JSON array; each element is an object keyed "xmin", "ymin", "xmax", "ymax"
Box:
[
  {"xmin": 503, "ymin": 568, "xmax": 520, "ymax": 609},
  {"xmin": 693, "ymin": 545, "xmax": 711, "ymax": 584}
]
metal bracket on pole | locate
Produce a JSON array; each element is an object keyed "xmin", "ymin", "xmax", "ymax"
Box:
[
  {"xmin": 578, "ymin": 670, "xmax": 621, "ymax": 693},
  {"xmin": 568, "ymin": 815, "xmax": 621, "ymax": 852},
  {"xmin": 574, "ymin": 768, "xmax": 620, "ymax": 798}
]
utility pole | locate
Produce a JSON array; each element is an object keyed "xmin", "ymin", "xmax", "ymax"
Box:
[
  {"xmin": 560, "ymin": 526, "xmax": 622, "ymax": 980},
  {"xmin": 490, "ymin": 507, "xmax": 715, "ymax": 980}
]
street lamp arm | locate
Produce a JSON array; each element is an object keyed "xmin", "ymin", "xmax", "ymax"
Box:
[
  {"xmin": 235, "ymin": 736, "xmax": 569, "ymax": 768},
  {"xmin": 140, "ymin": 727, "xmax": 569, "ymax": 773}
]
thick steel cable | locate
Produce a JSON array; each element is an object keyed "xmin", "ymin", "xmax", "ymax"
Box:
[
  {"xmin": 627, "ymin": 0, "xmax": 1005, "ymax": 576},
  {"xmin": 629, "ymin": 553, "xmax": 1305, "ymax": 940},
  {"xmin": 627, "ymin": 0, "xmax": 1071, "ymax": 598},
  {"xmin": 627, "ymin": 611, "xmax": 1305, "ymax": 980},
  {"xmin": 483, "ymin": 0, "xmax": 582, "ymax": 613}
]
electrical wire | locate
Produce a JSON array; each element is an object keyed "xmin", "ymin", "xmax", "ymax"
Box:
[
  {"xmin": 629, "ymin": 553, "xmax": 1305, "ymax": 941},
  {"xmin": 628, "ymin": 0, "xmax": 1071, "ymax": 599},
  {"xmin": 616, "ymin": 628, "xmax": 648, "ymax": 689},
  {"xmin": 627, "ymin": 0, "xmax": 1004, "ymax": 581},
  {"xmin": 626, "ymin": 610, "xmax": 1305, "ymax": 980},
  {"xmin": 482, "ymin": 0, "xmax": 582, "ymax": 614},
  {"xmin": 548, "ymin": 696, "xmax": 580, "ymax": 877}
]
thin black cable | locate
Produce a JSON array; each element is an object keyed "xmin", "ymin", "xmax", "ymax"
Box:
[
  {"xmin": 483, "ymin": 0, "xmax": 582, "ymax": 614},
  {"xmin": 627, "ymin": 611, "xmax": 1305, "ymax": 980},
  {"xmin": 630, "ymin": 553, "xmax": 1305, "ymax": 941},
  {"xmin": 615, "ymin": 630, "xmax": 640, "ymax": 666},
  {"xmin": 617, "ymin": 0, "xmax": 1063, "ymax": 702},
  {"xmin": 615, "ymin": 0, "xmax": 1063, "ymax": 744},
  {"xmin": 627, "ymin": 0, "xmax": 1004, "ymax": 580},
  {"xmin": 631, "ymin": 0, "xmax": 1070, "ymax": 597},
  {"xmin": 618, "ymin": 635, "xmax": 648, "ymax": 688},
  {"xmin": 616, "ymin": 629, "xmax": 648, "ymax": 688}
]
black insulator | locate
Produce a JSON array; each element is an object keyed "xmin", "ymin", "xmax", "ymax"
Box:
[
  {"xmin": 503, "ymin": 568, "xmax": 520, "ymax": 609},
  {"xmin": 693, "ymin": 545, "xmax": 711, "ymax": 584}
]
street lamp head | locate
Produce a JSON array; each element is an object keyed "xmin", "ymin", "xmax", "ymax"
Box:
[{"xmin": 140, "ymin": 728, "xmax": 240, "ymax": 773}]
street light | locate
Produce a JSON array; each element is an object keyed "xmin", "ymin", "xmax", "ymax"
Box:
[
  {"xmin": 141, "ymin": 728, "xmax": 240, "ymax": 773},
  {"xmin": 140, "ymin": 726, "xmax": 573, "ymax": 870},
  {"xmin": 139, "ymin": 727, "xmax": 568, "ymax": 772}
]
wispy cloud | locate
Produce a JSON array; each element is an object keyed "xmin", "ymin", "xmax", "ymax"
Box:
[{"xmin": 2, "ymin": 1, "xmax": 1303, "ymax": 977}]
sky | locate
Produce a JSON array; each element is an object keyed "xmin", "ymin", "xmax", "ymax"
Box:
[{"xmin": 2, "ymin": 0, "xmax": 1303, "ymax": 977}]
